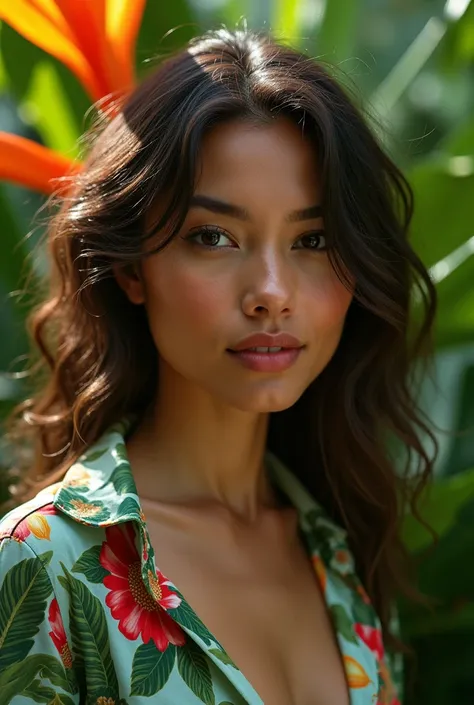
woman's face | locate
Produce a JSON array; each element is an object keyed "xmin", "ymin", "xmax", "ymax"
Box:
[{"xmin": 117, "ymin": 118, "xmax": 353, "ymax": 412}]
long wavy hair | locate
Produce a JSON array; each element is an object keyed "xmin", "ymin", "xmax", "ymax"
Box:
[{"xmin": 2, "ymin": 28, "xmax": 437, "ymax": 653}]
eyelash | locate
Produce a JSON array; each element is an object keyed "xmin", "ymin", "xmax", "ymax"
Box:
[{"xmin": 184, "ymin": 225, "xmax": 327, "ymax": 252}]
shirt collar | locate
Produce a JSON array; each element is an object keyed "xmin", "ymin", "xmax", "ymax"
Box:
[{"xmin": 53, "ymin": 414, "xmax": 352, "ymax": 576}]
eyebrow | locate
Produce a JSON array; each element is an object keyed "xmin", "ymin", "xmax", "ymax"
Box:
[{"xmin": 189, "ymin": 195, "xmax": 323, "ymax": 223}]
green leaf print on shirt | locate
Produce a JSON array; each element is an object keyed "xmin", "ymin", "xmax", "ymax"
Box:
[
  {"xmin": 130, "ymin": 642, "xmax": 176, "ymax": 696},
  {"xmin": 169, "ymin": 599, "xmax": 222, "ymax": 650},
  {"xmin": 71, "ymin": 545, "xmax": 110, "ymax": 584},
  {"xmin": 0, "ymin": 549, "xmax": 53, "ymax": 670},
  {"xmin": 111, "ymin": 463, "xmax": 138, "ymax": 496},
  {"xmin": 114, "ymin": 442, "xmax": 129, "ymax": 464},
  {"xmin": 57, "ymin": 488, "xmax": 111, "ymax": 523},
  {"xmin": 0, "ymin": 653, "xmax": 75, "ymax": 705},
  {"xmin": 117, "ymin": 496, "xmax": 141, "ymax": 518},
  {"xmin": 178, "ymin": 638, "xmax": 215, "ymax": 705},
  {"xmin": 329, "ymin": 604, "xmax": 359, "ymax": 644},
  {"xmin": 82, "ymin": 447, "xmax": 108, "ymax": 464},
  {"xmin": 58, "ymin": 563, "xmax": 119, "ymax": 696},
  {"xmin": 208, "ymin": 649, "xmax": 238, "ymax": 669}
]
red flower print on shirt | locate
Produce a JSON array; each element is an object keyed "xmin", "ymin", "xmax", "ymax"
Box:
[
  {"xmin": 354, "ymin": 623, "xmax": 384, "ymax": 661},
  {"xmin": 355, "ymin": 625, "xmax": 401, "ymax": 705},
  {"xmin": 100, "ymin": 523, "xmax": 186, "ymax": 651},
  {"xmin": 48, "ymin": 598, "xmax": 73, "ymax": 668}
]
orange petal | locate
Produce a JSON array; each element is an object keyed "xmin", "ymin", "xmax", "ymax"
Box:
[
  {"xmin": 29, "ymin": 0, "xmax": 71, "ymax": 33},
  {"xmin": 0, "ymin": 1, "xmax": 103, "ymax": 100},
  {"xmin": 344, "ymin": 656, "xmax": 372, "ymax": 689},
  {"xmin": 54, "ymin": 0, "xmax": 112, "ymax": 98},
  {"xmin": 106, "ymin": 0, "xmax": 146, "ymax": 86},
  {"xmin": 312, "ymin": 554, "xmax": 327, "ymax": 592},
  {"xmin": 0, "ymin": 132, "xmax": 79, "ymax": 194},
  {"xmin": 26, "ymin": 512, "xmax": 51, "ymax": 540}
]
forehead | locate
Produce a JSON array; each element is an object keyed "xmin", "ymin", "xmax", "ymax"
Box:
[
  {"xmin": 194, "ymin": 118, "xmax": 322, "ymax": 207},
  {"xmin": 144, "ymin": 117, "xmax": 322, "ymax": 237}
]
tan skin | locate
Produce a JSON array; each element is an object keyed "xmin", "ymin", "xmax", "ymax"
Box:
[{"xmin": 114, "ymin": 117, "xmax": 353, "ymax": 705}]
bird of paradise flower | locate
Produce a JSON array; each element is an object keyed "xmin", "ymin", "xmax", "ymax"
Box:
[{"xmin": 0, "ymin": 0, "xmax": 146, "ymax": 194}]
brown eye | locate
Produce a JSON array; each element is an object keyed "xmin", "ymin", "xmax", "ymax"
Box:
[
  {"xmin": 185, "ymin": 225, "xmax": 235, "ymax": 249},
  {"xmin": 295, "ymin": 231, "xmax": 327, "ymax": 251}
]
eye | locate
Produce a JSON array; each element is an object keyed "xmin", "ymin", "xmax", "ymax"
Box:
[
  {"xmin": 293, "ymin": 231, "xmax": 327, "ymax": 251},
  {"xmin": 185, "ymin": 225, "xmax": 235, "ymax": 249}
]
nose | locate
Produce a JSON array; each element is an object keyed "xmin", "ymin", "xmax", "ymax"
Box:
[{"xmin": 241, "ymin": 250, "xmax": 295, "ymax": 320}]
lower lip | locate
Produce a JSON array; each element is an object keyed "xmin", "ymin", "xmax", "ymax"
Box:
[{"xmin": 227, "ymin": 348, "xmax": 303, "ymax": 372}]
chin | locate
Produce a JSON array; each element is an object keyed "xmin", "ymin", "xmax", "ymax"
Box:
[{"xmin": 230, "ymin": 387, "xmax": 304, "ymax": 414}]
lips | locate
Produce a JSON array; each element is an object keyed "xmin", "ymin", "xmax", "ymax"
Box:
[{"xmin": 229, "ymin": 332, "xmax": 303, "ymax": 352}]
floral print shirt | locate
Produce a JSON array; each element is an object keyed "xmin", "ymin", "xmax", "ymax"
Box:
[{"xmin": 0, "ymin": 416, "xmax": 402, "ymax": 705}]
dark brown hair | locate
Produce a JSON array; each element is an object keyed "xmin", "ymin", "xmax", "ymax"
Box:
[{"xmin": 2, "ymin": 28, "xmax": 437, "ymax": 653}]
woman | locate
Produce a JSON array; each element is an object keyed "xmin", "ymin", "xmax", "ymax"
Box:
[{"xmin": 0, "ymin": 28, "xmax": 436, "ymax": 705}]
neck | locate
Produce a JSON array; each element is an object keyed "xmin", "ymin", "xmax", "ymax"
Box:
[{"xmin": 126, "ymin": 365, "xmax": 282, "ymax": 522}]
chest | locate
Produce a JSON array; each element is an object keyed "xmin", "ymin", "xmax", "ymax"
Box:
[{"xmin": 143, "ymin": 511, "xmax": 351, "ymax": 705}]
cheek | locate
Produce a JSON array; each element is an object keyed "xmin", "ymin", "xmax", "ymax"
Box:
[
  {"xmin": 141, "ymin": 257, "xmax": 229, "ymax": 333},
  {"xmin": 308, "ymin": 267, "xmax": 353, "ymax": 330}
]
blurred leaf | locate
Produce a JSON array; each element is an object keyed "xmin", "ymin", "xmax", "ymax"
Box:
[
  {"xmin": 409, "ymin": 153, "xmax": 474, "ymax": 269},
  {"xmin": 0, "ymin": 184, "xmax": 28, "ymax": 371},
  {"xmin": 401, "ymin": 494, "xmax": 474, "ymax": 638},
  {"xmin": 435, "ymin": 254, "xmax": 474, "ymax": 348},
  {"xmin": 402, "ymin": 467, "xmax": 474, "ymax": 553},
  {"xmin": 439, "ymin": 116, "xmax": 474, "ymax": 155},
  {"xmin": 316, "ymin": 0, "xmax": 359, "ymax": 62},
  {"xmin": 443, "ymin": 363, "xmax": 474, "ymax": 475},
  {"xmin": 217, "ymin": 0, "xmax": 250, "ymax": 28},
  {"xmin": 135, "ymin": 0, "xmax": 196, "ymax": 74},
  {"xmin": 402, "ymin": 631, "xmax": 474, "ymax": 705},
  {"xmin": 26, "ymin": 60, "xmax": 81, "ymax": 158},
  {"xmin": 272, "ymin": 0, "xmax": 300, "ymax": 42},
  {"xmin": 1, "ymin": 23, "xmax": 91, "ymax": 144},
  {"xmin": 371, "ymin": 16, "xmax": 447, "ymax": 120},
  {"xmin": 441, "ymin": 0, "xmax": 474, "ymax": 68},
  {"xmin": 0, "ymin": 21, "xmax": 45, "ymax": 100}
]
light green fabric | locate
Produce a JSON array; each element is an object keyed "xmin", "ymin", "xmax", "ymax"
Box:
[{"xmin": 0, "ymin": 416, "xmax": 401, "ymax": 704}]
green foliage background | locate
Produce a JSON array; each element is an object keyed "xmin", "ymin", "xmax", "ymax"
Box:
[{"xmin": 1, "ymin": 1, "xmax": 474, "ymax": 703}]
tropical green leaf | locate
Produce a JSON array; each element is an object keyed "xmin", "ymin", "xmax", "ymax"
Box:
[
  {"xmin": 409, "ymin": 154, "xmax": 474, "ymax": 269},
  {"xmin": 168, "ymin": 600, "xmax": 217, "ymax": 647},
  {"xmin": 111, "ymin": 463, "xmax": 137, "ymax": 496},
  {"xmin": 208, "ymin": 648, "xmax": 238, "ymax": 669},
  {"xmin": 439, "ymin": 116, "xmax": 474, "ymax": 156},
  {"xmin": 329, "ymin": 604, "xmax": 358, "ymax": 644},
  {"xmin": 57, "ymin": 488, "xmax": 111, "ymax": 523},
  {"xmin": 0, "ymin": 23, "xmax": 45, "ymax": 100},
  {"xmin": 135, "ymin": 0, "xmax": 196, "ymax": 73},
  {"xmin": 0, "ymin": 654, "xmax": 71, "ymax": 705},
  {"xmin": 20, "ymin": 679, "xmax": 55, "ymax": 703},
  {"xmin": 435, "ymin": 256, "xmax": 474, "ymax": 348},
  {"xmin": 316, "ymin": 0, "xmax": 359, "ymax": 62},
  {"xmin": 402, "ymin": 467, "xmax": 474, "ymax": 553},
  {"xmin": 82, "ymin": 448, "xmax": 108, "ymax": 464},
  {"xmin": 177, "ymin": 639, "xmax": 215, "ymax": 705},
  {"xmin": 271, "ymin": 0, "xmax": 301, "ymax": 43},
  {"xmin": 25, "ymin": 60, "xmax": 81, "ymax": 158},
  {"xmin": 117, "ymin": 496, "xmax": 141, "ymax": 518},
  {"xmin": 58, "ymin": 564, "xmax": 119, "ymax": 695},
  {"xmin": 351, "ymin": 597, "xmax": 377, "ymax": 628},
  {"xmin": 54, "ymin": 696, "xmax": 77, "ymax": 705},
  {"xmin": 114, "ymin": 442, "xmax": 129, "ymax": 464},
  {"xmin": 130, "ymin": 642, "xmax": 176, "ymax": 696},
  {"xmin": 71, "ymin": 545, "xmax": 110, "ymax": 584},
  {"xmin": 0, "ymin": 550, "xmax": 53, "ymax": 670}
]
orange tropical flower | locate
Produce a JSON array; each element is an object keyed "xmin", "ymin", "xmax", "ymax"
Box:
[
  {"xmin": 344, "ymin": 655, "xmax": 372, "ymax": 689},
  {"xmin": 0, "ymin": 0, "xmax": 146, "ymax": 193}
]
